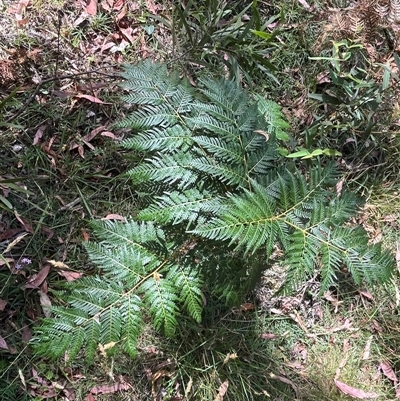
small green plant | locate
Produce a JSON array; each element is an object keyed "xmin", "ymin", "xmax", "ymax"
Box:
[
  {"xmin": 171, "ymin": 0, "xmax": 279, "ymax": 83},
  {"xmin": 306, "ymin": 40, "xmax": 398, "ymax": 158},
  {"xmin": 32, "ymin": 61, "xmax": 394, "ymax": 363}
]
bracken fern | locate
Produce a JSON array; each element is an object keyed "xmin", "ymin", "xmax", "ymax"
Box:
[{"xmin": 32, "ymin": 61, "xmax": 395, "ymax": 362}]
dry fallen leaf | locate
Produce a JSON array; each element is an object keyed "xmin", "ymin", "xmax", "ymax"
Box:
[
  {"xmin": 380, "ymin": 361, "xmax": 398, "ymax": 384},
  {"xmin": 75, "ymin": 94, "xmax": 111, "ymax": 104},
  {"xmin": 2, "ymin": 233, "xmax": 28, "ymax": 254},
  {"xmin": 0, "ymin": 227, "xmax": 23, "ymax": 241},
  {"xmin": 86, "ymin": 394, "xmax": 95, "ymax": 401},
  {"xmin": 14, "ymin": 210, "xmax": 33, "ymax": 233},
  {"xmin": 0, "ymin": 299, "xmax": 7, "ymax": 311},
  {"xmin": 21, "ymin": 325, "xmax": 32, "ymax": 342},
  {"xmin": 98, "ymin": 342, "xmax": 117, "ymax": 357},
  {"xmin": 86, "ymin": 0, "xmax": 97, "ymax": 15},
  {"xmin": 90, "ymin": 382, "xmax": 130, "ymax": 395},
  {"xmin": 101, "ymin": 214, "xmax": 126, "ymax": 221},
  {"xmin": 223, "ymin": 353, "xmax": 237, "ymax": 364},
  {"xmin": 0, "ymin": 257, "xmax": 14, "ymax": 268},
  {"xmin": 101, "ymin": 131, "xmax": 118, "ymax": 140},
  {"xmin": 297, "ymin": 0, "xmax": 312, "ymax": 10},
  {"xmin": 47, "ymin": 260, "xmax": 71, "ymax": 270},
  {"xmin": 82, "ymin": 229, "xmax": 90, "ymax": 242},
  {"xmin": 359, "ymin": 290, "xmax": 375, "ymax": 302},
  {"xmin": 6, "ymin": 0, "xmax": 30, "ymax": 15},
  {"xmin": 214, "ymin": 380, "xmax": 229, "ymax": 401},
  {"xmin": 0, "ymin": 335, "xmax": 9, "ymax": 350},
  {"xmin": 334, "ymin": 379, "xmax": 378, "ymax": 399},
  {"xmin": 58, "ymin": 271, "xmax": 83, "ymax": 282},
  {"xmin": 38, "ymin": 290, "xmax": 52, "ymax": 317},
  {"xmin": 362, "ymin": 336, "xmax": 373, "ymax": 360},
  {"xmin": 270, "ymin": 373, "xmax": 299, "ymax": 398},
  {"xmin": 261, "ymin": 333, "xmax": 278, "ymax": 340},
  {"xmin": 145, "ymin": 0, "xmax": 158, "ymax": 13},
  {"xmin": 33, "ymin": 124, "xmax": 47, "ymax": 145},
  {"xmin": 23, "ymin": 265, "xmax": 50, "ymax": 289}
]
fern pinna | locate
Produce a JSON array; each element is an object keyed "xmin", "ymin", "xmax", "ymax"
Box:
[{"xmin": 33, "ymin": 61, "xmax": 394, "ymax": 362}]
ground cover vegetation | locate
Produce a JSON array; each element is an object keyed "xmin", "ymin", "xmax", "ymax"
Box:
[{"xmin": 1, "ymin": 0, "xmax": 400, "ymax": 400}]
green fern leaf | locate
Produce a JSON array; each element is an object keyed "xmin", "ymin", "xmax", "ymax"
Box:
[
  {"xmin": 120, "ymin": 294, "xmax": 143, "ymax": 358},
  {"xmin": 140, "ymin": 274, "xmax": 179, "ymax": 337},
  {"xmin": 169, "ymin": 265, "xmax": 204, "ymax": 323}
]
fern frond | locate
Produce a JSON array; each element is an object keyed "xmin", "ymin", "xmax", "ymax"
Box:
[
  {"xmin": 191, "ymin": 156, "xmax": 248, "ymax": 186},
  {"xmin": 140, "ymin": 274, "xmax": 180, "ymax": 337},
  {"xmin": 169, "ymin": 265, "xmax": 204, "ymax": 322},
  {"xmin": 137, "ymin": 188, "xmax": 223, "ymax": 225},
  {"xmin": 194, "ymin": 136, "xmax": 244, "ymax": 164},
  {"xmin": 100, "ymin": 307, "xmax": 122, "ymax": 345},
  {"xmin": 127, "ymin": 152, "xmax": 198, "ymax": 189},
  {"xmin": 255, "ymin": 94, "xmax": 290, "ymax": 141},
  {"xmin": 192, "ymin": 184, "xmax": 278, "ymax": 254},
  {"xmin": 122, "ymin": 126, "xmax": 194, "ymax": 153},
  {"xmin": 120, "ymin": 294, "xmax": 143, "ymax": 357},
  {"xmin": 33, "ymin": 61, "xmax": 395, "ymax": 364}
]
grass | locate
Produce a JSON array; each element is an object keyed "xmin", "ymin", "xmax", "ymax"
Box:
[{"xmin": 1, "ymin": 0, "xmax": 400, "ymax": 399}]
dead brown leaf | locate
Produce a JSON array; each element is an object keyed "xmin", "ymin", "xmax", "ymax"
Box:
[
  {"xmin": 14, "ymin": 210, "xmax": 33, "ymax": 233},
  {"xmin": 362, "ymin": 335, "xmax": 373, "ymax": 360},
  {"xmin": 297, "ymin": 0, "xmax": 312, "ymax": 10},
  {"xmin": 23, "ymin": 265, "xmax": 50, "ymax": 289},
  {"xmin": 214, "ymin": 380, "xmax": 229, "ymax": 401},
  {"xmin": 79, "ymin": 125, "xmax": 108, "ymax": 144},
  {"xmin": 145, "ymin": 0, "xmax": 158, "ymax": 13},
  {"xmin": 380, "ymin": 361, "xmax": 398, "ymax": 384},
  {"xmin": 2, "ymin": 233, "xmax": 28, "ymax": 254},
  {"xmin": 269, "ymin": 373, "xmax": 299, "ymax": 398},
  {"xmin": 81, "ymin": 229, "xmax": 90, "ymax": 242},
  {"xmin": 33, "ymin": 124, "xmax": 47, "ymax": 145},
  {"xmin": 58, "ymin": 271, "xmax": 83, "ymax": 282},
  {"xmin": 21, "ymin": 324, "xmax": 32, "ymax": 342},
  {"xmin": 90, "ymin": 382, "xmax": 130, "ymax": 395},
  {"xmin": 254, "ymin": 130, "xmax": 269, "ymax": 141},
  {"xmin": 0, "ymin": 335, "xmax": 9, "ymax": 350},
  {"xmin": 0, "ymin": 227, "xmax": 23, "ymax": 241},
  {"xmin": 101, "ymin": 131, "xmax": 118, "ymax": 140},
  {"xmin": 86, "ymin": 0, "xmax": 97, "ymax": 15},
  {"xmin": 118, "ymin": 26, "xmax": 136, "ymax": 44},
  {"xmin": 261, "ymin": 333, "xmax": 278, "ymax": 340},
  {"xmin": 7, "ymin": 0, "xmax": 30, "ymax": 15},
  {"xmin": 372, "ymin": 319, "xmax": 383, "ymax": 333},
  {"xmin": 317, "ymin": 70, "xmax": 331, "ymax": 84},
  {"xmin": 101, "ymin": 0, "xmax": 124, "ymax": 11},
  {"xmin": 86, "ymin": 394, "xmax": 95, "ymax": 401},
  {"xmin": 38, "ymin": 290, "xmax": 51, "ymax": 317},
  {"xmin": 101, "ymin": 214, "xmax": 126, "ymax": 221},
  {"xmin": 359, "ymin": 290, "xmax": 375, "ymax": 302},
  {"xmin": 0, "ymin": 299, "xmax": 7, "ymax": 311},
  {"xmin": 41, "ymin": 226, "xmax": 54, "ymax": 241},
  {"xmin": 0, "ymin": 258, "xmax": 14, "ymax": 268},
  {"xmin": 17, "ymin": 17, "xmax": 29, "ymax": 26},
  {"xmin": 334, "ymin": 379, "xmax": 378, "ymax": 399},
  {"xmin": 223, "ymin": 353, "xmax": 237, "ymax": 364},
  {"xmin": 75, "ymin": 94, "xmax": 111, "ymax": 104},
  {"xmin": 47, "ymin": 260, "xmax": 71, "ymax": 270}
]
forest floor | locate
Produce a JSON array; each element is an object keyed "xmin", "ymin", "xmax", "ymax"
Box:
[{"xmin": 1, "ymin": 0, "xmax": 400, "ymax": 400}]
